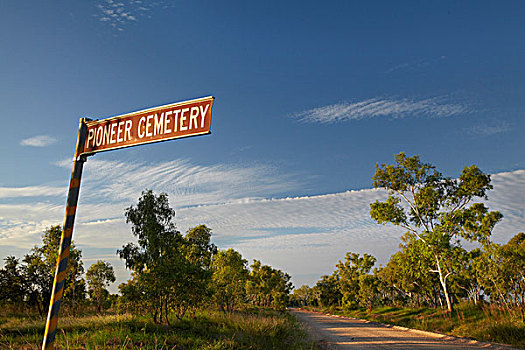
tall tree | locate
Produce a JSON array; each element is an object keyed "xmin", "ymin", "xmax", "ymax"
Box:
[
  {"xmin": 370, "ymin": 152, "xmax": 502, "ymax": 311},
  {"xmin": 358, "ymin": 274, "xmax": 379, "ymax": 310},
  {"xmin": 477, "ymin": 233, "xmax": 525, "ymax": 321},
  {"xmin": 118, "ymin": 189, "xmax": 187, "ymax": 323},
  {"xmin": 500, "ymin": 232, "xmax": 525, "ymax": 321},
  {"xmin": 86, "ymin": 260, "xmax": 116, "ymax": 313},
  {"xmin": 246, "ymin": 260, "xmax": 293, "ymax": 310},
  {"xmin": 314, "ymin": 274, "xmax": 341, "ymax": 307},
  {"xmin": 211, "ymin": 248, "xmax": 249, "ymax": 312},
  {"xmin": 182, "ymin": 225, "xmax": 218, "ymax": 313},
  {"xmin": 382, "ymin": 236, "xmax": 441, "ymax": 307},
  {"xmin": 336, "ymin": 252, "xmax": 376, "ymax": 309}
]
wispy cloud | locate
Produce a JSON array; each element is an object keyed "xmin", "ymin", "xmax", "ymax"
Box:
[
  {"xmin": 0, "ymin": 186, "xmax": 65, "ymax": 199},
  {"xmin": 385, "ymin": 56, "xmax": 447, "ymax": 74},
  {"xmin": 1, "ymin": 157, "xmax": 523, "ymax": 291},
  {"xmin": 55, "ymin": 158, "xmax": 301, "ymax": 208},
  {"xmin": 468, "ymin": 121, "xmax": 511, "ymax": 136},
  {"xmin": 20, "ymin": 135, "xmax": 57, "ymax": 147},
  {"xmin": 292, "ymin": 96, "xmax": 471, "ymax": 124},
  {"xmin": 94, "ymin": 0, "xmax": 171, "ymax": 32}
]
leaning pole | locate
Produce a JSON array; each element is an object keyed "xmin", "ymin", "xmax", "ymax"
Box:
[
  {"xmin": 42, "ymin": 118, "xmax": 89, "ymax": 349},
  {"xmin": 41, "ymin": 96, "xmax": 214, "ymax": 349}
]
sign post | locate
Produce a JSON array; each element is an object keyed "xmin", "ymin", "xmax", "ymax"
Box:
[
  {"xmin": 42, "ymin": 118, "xmax": 88, "ymax": 349},
  {"xmin": 42, "ymin": 96, "xmax": 214, "ymax": 349}
]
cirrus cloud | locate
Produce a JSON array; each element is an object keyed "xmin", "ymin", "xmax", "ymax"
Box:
[
  {"xmin": 1, "ymin": 158, "xmax": 523, "ymax": 291},
  {"xmin": 20, "ymin": 135, "xmax": 57, "ymax": 147},
  {"xmin": 293, "ymin": 96, "xmax": 472, "ymax": 124}
]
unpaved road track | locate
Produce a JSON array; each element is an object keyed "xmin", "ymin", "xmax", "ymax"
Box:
[{"xmin": 290, "ymin": 308, "xmax": 517, "ymax": 350}]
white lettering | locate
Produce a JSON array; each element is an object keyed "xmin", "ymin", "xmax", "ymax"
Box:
[
  {"xmin": 110, "ymin": 123, "xmax": 117, "ymax": 144},
  {"xmin": 117, "ymin": 121, "xmax": 125, "ymax": 142},
  {"xmin": 87, "ymin": 129, "xmax": 95, "ymax": 148},
  {"xmin": 180, "ymin": 108, "xmax": 189, "ymax": 131},
  {"xmin": 199, "ymin": 105, "xmax": 209, "ymax": 128},
  {"xmin": 138, "ymin": 117, "xmax": 146, "ymax": 138},
  {"xmin": 96, "ymin": 126, "xmax": 103, "ymax": 146},
  {"xmin": 154, "ymin": 113, "xmax": 164, "ymax": 136},
  {"xmin": 189, "ymin": 107, "xmax": 199, "ymax": 129},
  {"xmin": 164, "ymin": 111, "xmax": 172, "ymax": 133},
  {"xmin": 146, "ymin": 115, "xmax": 153, "ymax": 137},
  {"xmin": 172, "ymin": 110, "xmax": 180, "ymax": 132},
  {"xmin": 124, "ymin": 120, "xmax": 132, "ymax": 141},
  {"xmin": 104, "ymin": 124, "xmax": 111, "ymax": 145}
]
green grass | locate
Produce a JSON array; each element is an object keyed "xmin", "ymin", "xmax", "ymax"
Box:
[
  {"xmin": 0, "ymin": 308, "xmax": 318, "ymax": 349},
  {"xmin": 304, "ymin": 302, "xmax": 525, "ymax": 349}
]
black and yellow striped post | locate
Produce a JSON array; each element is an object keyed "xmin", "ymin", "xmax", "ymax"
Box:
[{"xmin": 42, "ymin": 118, "xmax": 89, "ymax": 350}]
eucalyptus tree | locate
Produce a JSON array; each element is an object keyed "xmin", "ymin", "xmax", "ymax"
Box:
[
  {"xmin": 314, "ymin": 274, "xmax": 342, "ymax": 307},
  {"xmin": 211, "ymin": 248, "xmax": 249, "ymax": 312},
  {"xmin": 183, "ymin": 225, "xmax": 217, "ymax": 312},
  {"xmin": 500, "ymin": 232, "xmax": 525, "ymax": 321},
  {"xmin": 477, "ymin": 233, "xmax": 525, "ymax": 320},
  {"xmin": 118, "ymin": 189, "xmax": 187, "ymax": 323},
  {"xmin": 336, "ymin": 252, "xmax": 376, "ymax": 309},
  {"xmin": 370, "ymin": 152, "xmax": 502, "ymax": 312},
  {"xmin": 246, "ymin": 260, "xmax": 293, "ymax": 309},
  {"xmin": 86, "ymin": 260, "xmax": 116, "ymax": 312}
]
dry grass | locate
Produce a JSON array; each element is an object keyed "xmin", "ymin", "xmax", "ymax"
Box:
[{"xmin": 0, "ymin": 308, "xmax": 318, "ymax": 350}]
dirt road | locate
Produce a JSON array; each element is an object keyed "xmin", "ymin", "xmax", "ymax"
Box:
[{"xmin": 290, "ymin": 308, "xmax": 516, "ymax": 350}]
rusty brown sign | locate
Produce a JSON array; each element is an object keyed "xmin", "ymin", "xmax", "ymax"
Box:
[{"xmin": 82, "ymin": 96, "xmax": 214, "ymax": 155}]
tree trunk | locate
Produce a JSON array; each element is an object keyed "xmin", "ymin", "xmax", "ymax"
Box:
[
  {"xmin": 435, "ymin": 257, "xmax": 452, "ymax": 312},
  {"xmin": 153, "ymin": 304, "xmax": 158, "ymax": 323}
]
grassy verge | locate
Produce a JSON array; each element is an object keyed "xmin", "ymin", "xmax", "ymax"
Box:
[
  {"xmin": 303, "ymin": 302, "xmax": 525, "ymax": 349},
  {"xmin": 0, "ymin": 308, "xmax": 318, "ymax": 349}
]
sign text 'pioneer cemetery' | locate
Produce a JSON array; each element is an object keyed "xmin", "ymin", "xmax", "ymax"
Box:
[{"xmin": 83, "ymin": 96, "xmax": 214, "ymax": 155}]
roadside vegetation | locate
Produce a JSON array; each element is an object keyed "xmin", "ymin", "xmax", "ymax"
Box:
[
  {"xmin": 1, "ymin": 152, "xmax": 523, "ymax": 348},
  {"xmin": 291, "ymin": 153, "xmax": 525, "ymax": 349},
  {"xmin": 0, "ymin": 190, "xmax": 307, "ymax": 348},
  {"xmin": 1, "ymin": 308, "xmax": 317, "ymax": 349}
]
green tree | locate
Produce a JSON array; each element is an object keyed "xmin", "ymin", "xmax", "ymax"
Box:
[
  {"xmin": 336, "ymin": 252, "xmax": 376, "ymax": 309},
  {"xmin": 183, "ymin": 225, "xmax": 217, "ymax": 312},
  {"xmin": 246, "ymin": 260, "xmax": 293, "ymax": 310},
  {"xmin": 0, "ymin": 256, "xmax": 26, "ymax": 306},
  {"xmin": 118, "ymin": 189, "xmax": 188, "ymax": 323},
  {"xmin": 117, "ymin": 272, "xmax": 146, "ymax": 315},
  {"xmin": 358, "ymin": 274, "xmax": 379, "ymax": 310},
  {"xmin": 211, "ymin": 248, "xmax": 249, "ymax": 312},
  {"xmin": 453, "ymin": 248, "xmax": 482, "ymax": 304},
  {"xmin": 385, "ymin": 236, "xmax": 441, "ymax": 307},
  {"xmin": 293, "ymin": 285, "xmax": 315, "ymax": 306},
  {"xmin": 501, "ymin": 232, "xmax": 525, "ymax": 321},
  {"xmin": 86, "ymin": 260, "xmax": 116, "ymax": 313},
  {"xmin": 477, "ymin": 233, "xmax": 525, "ymax": 321},
  {"xmin": 23, "ymin": 225, "xmax": 85, "ymax": 316},
  {"xmin": 314, "ymin": 274, "xmax": 341, "ymax": 307},
  {"xmin": 370, "ymin": 153, "xmax": 502, "ymax": 311}
]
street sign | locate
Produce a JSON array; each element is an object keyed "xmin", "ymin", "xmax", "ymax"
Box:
[
  {"xmin": 82, "ymin": 96, "xmax": 214, "ymax": 155},
  {"xmin": 42, "ymin": 95, "xmax": 214, "ymax": 350}
]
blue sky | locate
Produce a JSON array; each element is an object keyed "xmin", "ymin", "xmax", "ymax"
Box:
[{"xmin": 1, "ymin": 1, "xmax": 524, "ymax": 291}]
